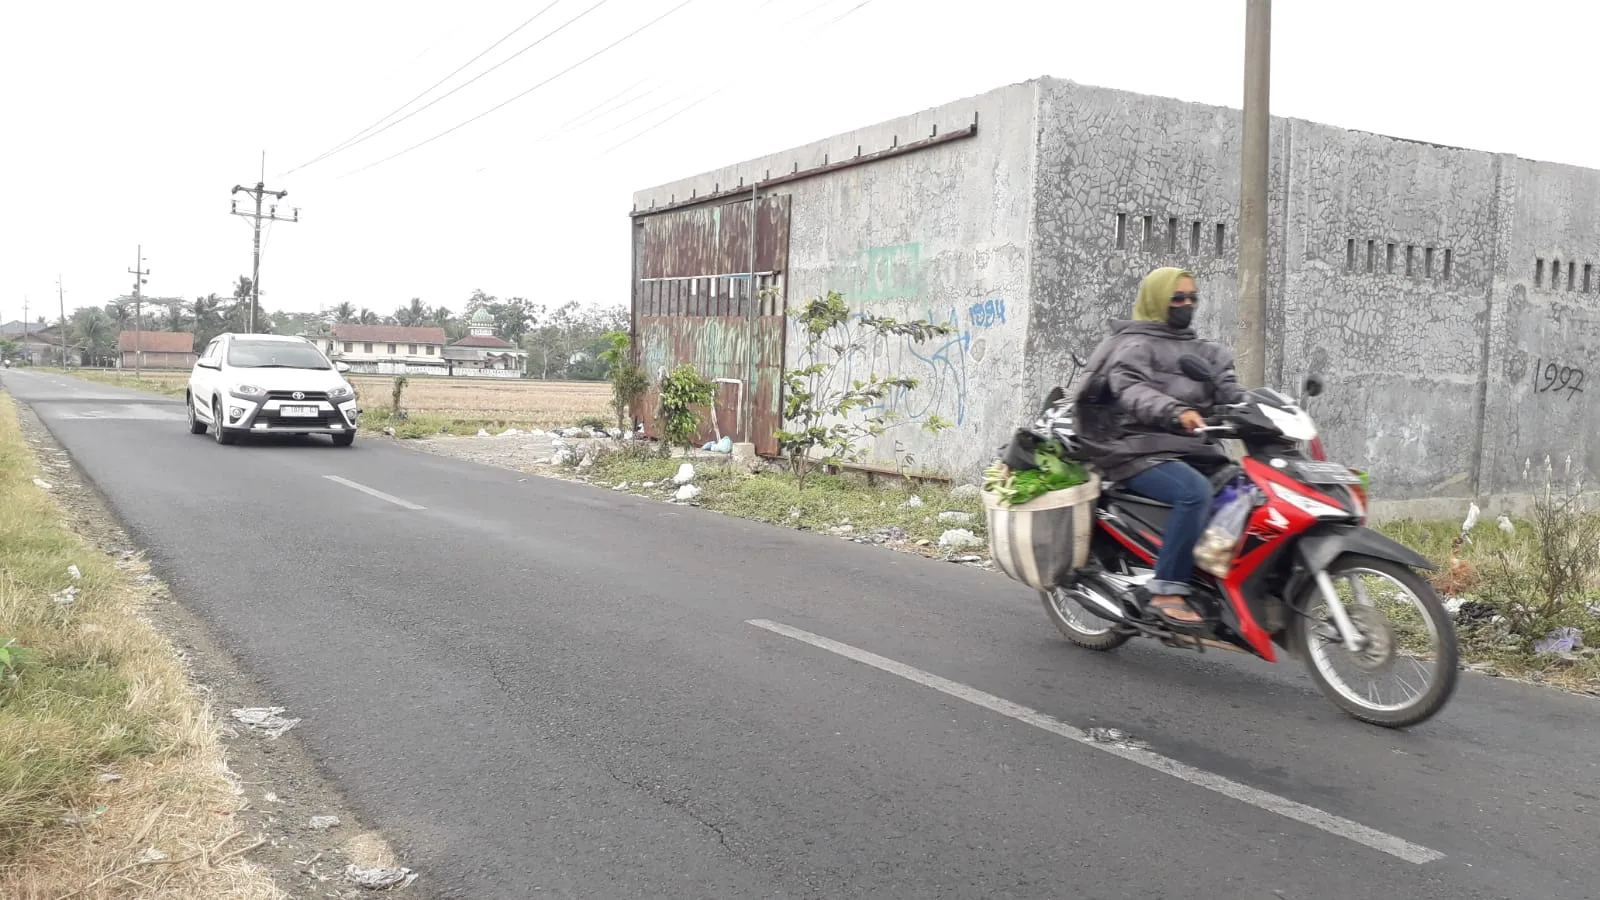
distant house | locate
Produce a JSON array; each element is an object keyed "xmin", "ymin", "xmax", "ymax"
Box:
[
  {"xmin": 441, "ymin": 309, "xmax": 527, "ymax": 378},
  {"xmin": 117, "ymin": 331, "xmax": 196, "ymax": 369},
  {"xmin": 320, "ymin": 324, "xmax": 448, "ymax": 375},
  {"xmin": 2, "ymin": 320, "xmax": 81, "ymax": 365}
]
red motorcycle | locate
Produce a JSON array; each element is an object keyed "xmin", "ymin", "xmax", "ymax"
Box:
[{"xmin": 1016, "ymin": 357, "xmax": 1458, "ymax": 728}]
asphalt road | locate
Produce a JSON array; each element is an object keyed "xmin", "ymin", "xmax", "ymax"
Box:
[{"xmin": 6, "ymin": 368, "xmax": 1596, "ymax": 899}]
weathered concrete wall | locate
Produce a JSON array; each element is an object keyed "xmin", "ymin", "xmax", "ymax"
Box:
[
  {"xmin": 1275, "ymin": 120, "xmax": 1500, "ymax": 509},
  {"xmin": 633, "ymin": 82, "xmax": 1041, "ymax": 479},
  {"xmin": 1026, "ymin": 79, "xmax": 1596, "ymax": 516},
  {"xmin": 633, "ymin": 76, "xmax": 1600, "ymax": 513},
  {"xmin": 1026, "ymin": 78, "xmax": 1289, "ymax": 413},
  {"xmin": 1476, "ymin": 158, "xmax": 1600, "ymax": 505}
]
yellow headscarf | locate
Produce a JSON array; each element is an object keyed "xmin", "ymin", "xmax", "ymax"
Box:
[{"xmin": 1133, "ymin": 266, "xmax": 1194, "ymax": 321}]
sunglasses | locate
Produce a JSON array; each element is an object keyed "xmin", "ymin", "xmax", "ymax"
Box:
[{"xmin": 1169, "ymin": 291, "xmax": 1200, "ymax": 304}]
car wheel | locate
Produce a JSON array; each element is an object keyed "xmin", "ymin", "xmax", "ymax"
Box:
[
  {"xmin": 186, "ymin": 393, "xmax": 207, "ymax": 434},
  {"xmin": 212, "ymin": 399, "xmax": 237, "ymax": 445},
  {"xmin": 331, "ymin": 431, "xmax": 355, "ymax": 447}
]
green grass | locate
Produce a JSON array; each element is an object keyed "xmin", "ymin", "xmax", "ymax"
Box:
[
  {"xmin": 583, "ymin": 448, "xmax": 985, "ymax": 548},
  {"xmin": 0, "ymin": 395, "xmax": 173, "ymax": 858},
  {"xmin": 1376, "ymin": 510, "xmax": 1600, "ymax": 691}
]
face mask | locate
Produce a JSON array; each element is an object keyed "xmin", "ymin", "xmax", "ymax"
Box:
[{"xmin": 1167, "ymin": 305, "xmax": 1195, "ymax": 330}]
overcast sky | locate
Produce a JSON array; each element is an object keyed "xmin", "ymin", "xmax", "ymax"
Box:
[{"xmin": 2, "ymin": 0, "xmax": 1594, "ymax": 325}]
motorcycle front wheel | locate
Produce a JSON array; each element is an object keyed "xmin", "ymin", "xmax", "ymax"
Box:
[{"xmin": 1290, "ymin": 554, "xmax": 1459, "ymax": 728}]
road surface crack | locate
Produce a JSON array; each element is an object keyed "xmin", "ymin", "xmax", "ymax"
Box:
[{"xmin": 602, "ymin": 766, "xmax": 736, "ymax": 855}]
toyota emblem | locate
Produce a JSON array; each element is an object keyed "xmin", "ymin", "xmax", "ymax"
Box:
[{"xmin": 291, "ymin": 391, "xmax": 305, "ymax": 400}]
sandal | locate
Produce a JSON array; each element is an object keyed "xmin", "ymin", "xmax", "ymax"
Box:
[{"xmin": 1147, "ymin": 594, "xmax": 1207, "ymax": 632}]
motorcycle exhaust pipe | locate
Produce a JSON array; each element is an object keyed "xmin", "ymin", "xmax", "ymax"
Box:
[{"xmin": 1065, "ymin": 583, "xmax": 1128, "ymax": 623}]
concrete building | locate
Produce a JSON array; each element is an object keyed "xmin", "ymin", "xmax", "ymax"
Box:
[
  {"xmin": 630, "ymin": 76, "xmax": 1600, "ymax": 517},
  {"xmin": 323, "ymin": 324, "xmax": 448, "ymax": 375},
  {"xmin": 117, "ymin": 330, "xmax": 195, "ymax": 369},
  {"xmin": 441, "ymin": 308, "xmax": 526, "ymax": 377}
]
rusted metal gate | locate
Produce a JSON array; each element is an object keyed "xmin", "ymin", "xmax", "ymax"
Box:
[{"xmin": 631, "ymin": 194, "xmax": 790, "ymax": 455}]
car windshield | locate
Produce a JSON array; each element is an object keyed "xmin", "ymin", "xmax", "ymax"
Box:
[{"xmin": 226, "ymin": 341, "xmax": 330, "ymax": 369}]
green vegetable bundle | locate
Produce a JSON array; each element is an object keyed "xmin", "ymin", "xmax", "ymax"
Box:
[{"xmin": 983, "ymin": 438, "xmax": 1090, "ymax": 506}]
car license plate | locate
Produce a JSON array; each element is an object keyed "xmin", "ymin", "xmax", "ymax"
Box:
[
  {"xmin": 1294, "ymin": 461, "xmax": 1363, "ymax": 485},
  {"xmin": 281, "ymin": 405, "xmax": 319, "ymax": 418}
]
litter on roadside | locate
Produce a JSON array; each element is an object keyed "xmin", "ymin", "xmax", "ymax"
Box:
[
  {"xmin": 230, "ymin": 707, "xmax": 302, "ymax": 739},
  {"xmin": 345, "ymin": 865, "xmax": 418, "ymax": 889}
]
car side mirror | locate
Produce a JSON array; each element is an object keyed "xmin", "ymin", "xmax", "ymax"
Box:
[
  {"xmin": 335, "ymin": 361, "xmax": 350, "ymax": 373},
  {"xmin": 197, "ymin": 360, "xmax": 220, "ymax": 370}
]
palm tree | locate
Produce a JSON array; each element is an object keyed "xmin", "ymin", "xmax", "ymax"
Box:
[
  {"xmin": 105, "ymin": 298, "xmax": 133, "ymax": 334},
  {"xmin": 357, "ymin": 308, "xmax": 380, "ymax": 325},
  {"xmin": 331, "ymin": 302, "xmax": 356, "ymax": 324},
  {"xmin": 394, "ymin": 297, "xmax": 426, "ymax": 326}
]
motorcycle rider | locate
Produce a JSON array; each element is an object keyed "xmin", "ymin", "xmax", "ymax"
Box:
[{"xmin": 1082, "ymin": 266, "xmax": 1245, "ymax": 629}]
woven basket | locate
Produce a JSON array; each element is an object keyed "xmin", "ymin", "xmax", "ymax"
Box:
[{"xmin": 982, "ymin": 473, "xmax": 1102, "ymax": 592}]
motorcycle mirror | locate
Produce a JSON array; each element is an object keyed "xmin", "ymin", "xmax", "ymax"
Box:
[
  {"xmin": 1303, "ymin": 376, "xmax": 1324, "ymax": 398},
  {"xmin": 1178, "ymin": 354, "xmax": 1214, "ymax": 383},
  {"xmin": 1041, "ymin": 386, "xmax": 1065, "ymax": 411}
]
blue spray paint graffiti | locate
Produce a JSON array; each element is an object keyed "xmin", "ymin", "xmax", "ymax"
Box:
[{"xmin": 967, "ymin": 297, "xmax": 1006, "ymax": 329}]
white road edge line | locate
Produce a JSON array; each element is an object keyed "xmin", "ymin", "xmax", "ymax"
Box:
[
  {"xmin": 746, "ymin": 618, "xmax": 1445, "ymax": 865},
  {"xmin": 323, "ymin": 475, "xmax": 427, "ymax": 510}
]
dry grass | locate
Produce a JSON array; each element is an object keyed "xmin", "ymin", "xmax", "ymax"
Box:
[
  {"xmin": 43, "ymin": 368, "xmax": 611, "ymax": 434},
  {"xmin": 355, "ymin": 375, "xmax": 609, "ymax": 428},
  {"xmin": 0, "ymin": 392, "xmax": 283, "ymax": 899}
]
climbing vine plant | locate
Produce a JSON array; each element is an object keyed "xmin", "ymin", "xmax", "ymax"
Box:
[{"xmin": 776, "ymin": 290, "xmax": 954, "ymax": 489}]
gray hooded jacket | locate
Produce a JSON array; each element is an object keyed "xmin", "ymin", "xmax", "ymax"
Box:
[{"xmin": 1074, "ymin": 320, "xmax": 1247, "ymax": 483}]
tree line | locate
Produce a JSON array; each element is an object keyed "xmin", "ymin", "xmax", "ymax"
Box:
[{"xmin": 13, "ymin": 277, "xmax": 630, "ymax": 381}]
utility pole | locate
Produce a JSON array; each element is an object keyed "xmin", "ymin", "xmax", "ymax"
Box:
[
  {"xmin": 56, "ymin": 277, "xmax": 68, "ymax": 368},
  {"xmin": 230, "ymin": 152, "xmax": 299, "ymax": 334},
  {"xmin": 128, "ymin": 246, "xmax": 149, "ymax": 378},
  {"xmin": 1237, "ymin": 0, "xmax": 1271, "ymax": 388}
]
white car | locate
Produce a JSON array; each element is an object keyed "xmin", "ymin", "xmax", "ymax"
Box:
[{"xmin": 186, "ymin": 333, "xmax": 361, "ymax": 446}]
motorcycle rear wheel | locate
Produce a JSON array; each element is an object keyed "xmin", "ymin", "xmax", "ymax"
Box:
[
  {"xmin": 1290, "ymin": 554, "xmax": 1459, "ymax": 728},
  {"xmin": 1041, "ymin": 584, "xmax": 1133, "ymax": 651}
]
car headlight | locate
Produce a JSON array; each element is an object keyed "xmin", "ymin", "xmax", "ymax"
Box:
[
  {"xmin": 328, "ymin": 384, "xmax": 354, "ymax": 400},
  {"xmin": 230, "ymin": 384, "xmax": 265, "ymax": 398}
]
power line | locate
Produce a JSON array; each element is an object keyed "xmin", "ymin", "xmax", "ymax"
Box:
[
  {"xmin": 601, "ymin": 0, "xmax": 879, "ymax": 156},
  {"xmin": 284, "ymin": 1, "xmax": 565, "ymax": 176},
  {"xmin": 339, "ymin": 0, "xmax": 697, "ymax": 179},
  {"xmin": 292, "ymin": 0, "xmax": 612, "ymax": 175},
  {"xmin": 470, "ymin": 0, "xmax": 830, "ymax": 174}
]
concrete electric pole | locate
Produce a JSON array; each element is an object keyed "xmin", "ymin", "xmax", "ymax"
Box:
[
  {"xmin": 230, "ymin": 154, "xmax": 299, "ymax": 334},
  {"xmin": 128, "ymin": 246, "xmax": 149, "ymax": 378},
  {"xmin": 1237, "ymin": 0, "xmax": 1271, "ymax": 388},
  {"xmin": 56, "ymin": 277, "xmax": 68, "ymax": 368}
]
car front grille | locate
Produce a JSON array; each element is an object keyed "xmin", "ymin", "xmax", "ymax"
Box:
[{"xmin": 265, "ymin": 390, "xmax": 332, "ymax": 402}]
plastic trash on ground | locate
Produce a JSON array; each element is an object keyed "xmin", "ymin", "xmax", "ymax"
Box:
[
  {"xmin": 345, "ymin": 865, "xmax": 418, "ymax": 889},
  {"xmin": 230, "ymin": 707, "xmax": 301, "ymax": 739},
  {"xmin": 1533, "ymin": 626, "xmax": 1584, "ymax": 655},
  {"xmin": 672, "ymin": 463, "xmax": 696, "ymax": 485}
]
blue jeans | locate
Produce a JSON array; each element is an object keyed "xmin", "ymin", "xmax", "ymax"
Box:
[{"xmin": 1123, "ymin": 460, "xmax": 1214, "ymax": 597}]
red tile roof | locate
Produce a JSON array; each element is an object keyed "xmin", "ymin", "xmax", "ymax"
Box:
[
  {"xmin": 117, "ymin": 331, "xmax": 194, "ymax": 353},
  {"xmin": 451, "ymin": 334, "xmax": 516, "ymax": 349},
  {"xmin": 331, "ymin": 324, "xmax": 447, "ymax": 344}
]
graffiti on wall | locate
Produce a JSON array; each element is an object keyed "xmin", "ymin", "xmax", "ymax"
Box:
[
  {"xmin": 1532, "ymin": 357, "xmax": 1585, "ymax": 400},
  {"xmin": 849, "ymin": 243, "xmax": 923, "ymax": 301}
]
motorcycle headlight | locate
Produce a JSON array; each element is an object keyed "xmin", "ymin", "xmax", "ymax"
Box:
[
  {"xmin": 1269, "ymin": 481, "xmax": 1347, "ymax": 519},
  {"xmin": 1259, "ymin": 403, "xmax": 1317, "ymax": 441},
  {"xmin": 230, "ymin": 384, "xmax": 265, "ymax": 398}
]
